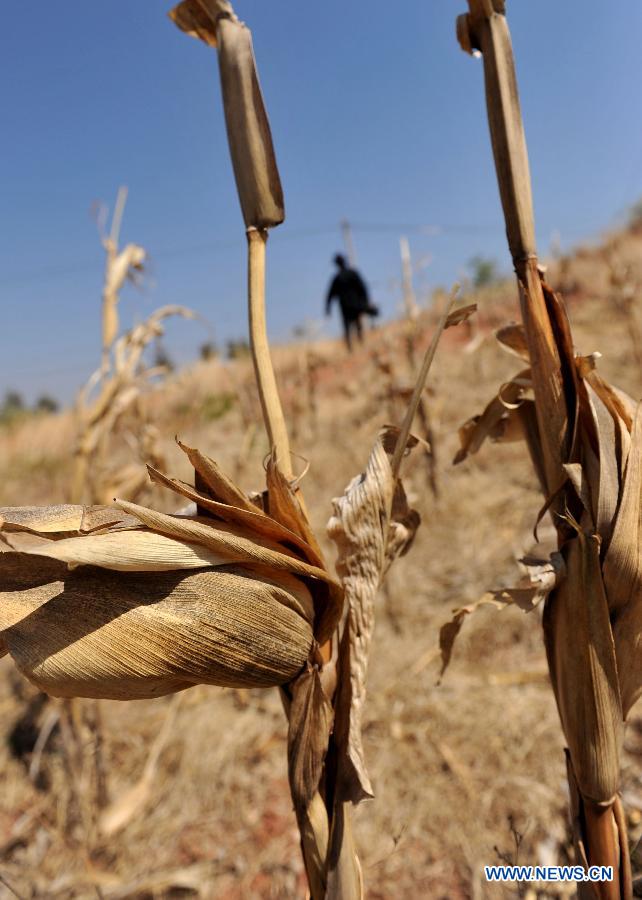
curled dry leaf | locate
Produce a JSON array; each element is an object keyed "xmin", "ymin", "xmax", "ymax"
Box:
[
  {"xmin": 490, "ymin": 552, "xmax": 565, "ymax": 611},
  {"xmin": 438, "ymin": 541, "xmax": 562, "ymax": 679},
  {"xmin": 439, "ymin": 595, "xmax": 508, "ymax": 680},
  {"xmin": 453, "ymin": 368, "xmax": 532, "ymax": 464},
  {"xmin": 327, "ymin": 426, "xmax": 420, "ymax": 805},
  {"xmin": 445, "ymin": 303, "xmax": 477, "ymax": 329},
  {"xmin": 0, "ymin": 442, "xmax": 343, "ymax": 700},
  {"xmin": 495, "ymin": 322, "xmax": 530, "ymax": 361}
]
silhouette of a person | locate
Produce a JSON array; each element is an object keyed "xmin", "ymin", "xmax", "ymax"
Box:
[{"xmin": 325, "ymin": 254, "xmax": 376, "ymax": 350}]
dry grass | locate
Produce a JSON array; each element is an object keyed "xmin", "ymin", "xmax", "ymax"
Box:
[{"xmin": 1, "ymin": 227, "xmax": 642, "ymax": 898}]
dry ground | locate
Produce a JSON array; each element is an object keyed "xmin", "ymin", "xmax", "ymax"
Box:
[{"xmin": 1, "ymin": 226, "xmax": 642, "ymax": 898}]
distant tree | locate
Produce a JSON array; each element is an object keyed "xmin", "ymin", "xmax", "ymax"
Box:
[
  {"xmin": 628, "ymin": 198, "xmax": 642, "ymax": 232},
  {"xmin": 468, "ymin": 255, "xmax": 499, "ymax": 289},
  {"xmin": 0, "ymin": 390, "xmax": 26, "ymax": 425},
  {"xmin": 226, "ymin": 338, "xmax": 251, "ymax": 360},
  {"xmin": 199, "ymin": 341, "xmax": 218, "ymax": 361},
  {"xmin": 153, "ymin": 340, "xmax": 174, "ymax": 372},
  {"xmin": 34, "ymin": 395, "xmax": 59, "ymax": 414},
  {"xmin": 4, "ymin": 391, "xmax": 24, "ymax": 411}
]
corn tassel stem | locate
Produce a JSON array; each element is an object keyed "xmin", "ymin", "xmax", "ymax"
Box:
[
  {"xmin": 246, "ymin": 227, "xmax": 293, "ymax": 479},
  {"xmin": 247, "ymin": 228, "xmax": 341, "ymax": 894}
]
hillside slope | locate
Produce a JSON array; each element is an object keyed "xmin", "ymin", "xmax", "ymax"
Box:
[{"xmin": 0, "ymin": 224, "xmax": 642, "ymax": 898}]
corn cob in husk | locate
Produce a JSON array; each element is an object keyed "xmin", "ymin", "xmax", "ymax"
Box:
[{"xmin": 0, "ymin": 441, "xmax": 342, "ymax": 701}]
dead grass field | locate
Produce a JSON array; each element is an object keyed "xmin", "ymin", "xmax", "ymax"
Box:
[{"xmin": 1, "ymin": 226, "xmax": 642, "ymax": 898}]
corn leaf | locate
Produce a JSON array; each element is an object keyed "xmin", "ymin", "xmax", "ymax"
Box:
[
  {"xmin": 327, "ymin": 428, "xmax": 419, "ymax": 804},
  {"xmin": 543, "ymin": 528, "xmax": 623, "ymax": 803}
]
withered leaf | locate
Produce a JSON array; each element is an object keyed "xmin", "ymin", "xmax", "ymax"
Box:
[
  {"xmin": 543, "ymin": 528, "xmax": 623, "ymax": 803},
  {"xmin": 0, "ymin": 505, "xmax": 136, "ymax": 535},
  {"xmin": 178, "ymin": 440, "xmax": 258, "ymax": 512},
  {"xmin": 265, "ymin": 456, "xmax": 324, "ymax": 564},
  {"xmin": 147, "ymin": 463, "xmax": 316, "ymax": 561},
  {"xmin": 439, "ymin": 595, "xmax": 508, "ymax": 679},
  {"xmin": 327, "ymin": 428, "xmax": 419, "ymax": 804},
  {"xmin": 490, "ymin": 553, "xmax": 565, "ymax": 611},
  {"xmin": 169, "ymin": 0, "xmax": 235, "ymax": 48},
  {"xmin": 445, "ymin": 303, "xmax": 477, "ymax": 328},
  {"xmin": 495, "ymin": 322, "xmax": 530, "ymax": 361},
  {"xmin": 287, "ymin": 666, "xmax": 333, "ymax": 813},
  {"xmin": 453, "ymin": 369, "xmax": 532, "ymax": 464},
  {"xmin": 603, "ymin": 404, "xmax": 642, "ymax": 615}
]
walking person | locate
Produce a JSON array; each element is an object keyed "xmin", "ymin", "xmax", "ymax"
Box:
[{"xmin": 325, "ymin": 254, "xmax": 378, "ymax": 351}]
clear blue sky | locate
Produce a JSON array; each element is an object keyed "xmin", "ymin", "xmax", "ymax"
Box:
[{"xmin": 2, "ymin": 1, "xmax": 642, "ymax": 404}]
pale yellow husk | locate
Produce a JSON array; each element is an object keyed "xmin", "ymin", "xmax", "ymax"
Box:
[{"xmin": 0, "ymin": 442, "xmax": 343, "ymax": 701}]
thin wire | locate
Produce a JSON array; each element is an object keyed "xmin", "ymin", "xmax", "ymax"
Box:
[{"xmin": 0, "ymin": 220, "xmax": 502, "ymax": 289}]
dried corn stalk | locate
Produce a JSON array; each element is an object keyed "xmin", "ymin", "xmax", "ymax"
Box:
[
  {"xmin": 449, "ymin": 2, "xmax": 638, "ymax": 894},
  {"xmin": 168, "ymin": 5, "xmax": 342, "ymax": 890},
  {"xmin": 169, "ymin": 0, "xmax": 283, "ymax": 231},
  {"xmin": 72, "ymin": 305, "xmax": 194, "ymax": 504},
  {"xmin": 100, "ymin": 187, "xmax": 146, "ymax": 375},
  {"xmin": 170, "ymin": 0, "xmax": 290, "ymax": 479}
]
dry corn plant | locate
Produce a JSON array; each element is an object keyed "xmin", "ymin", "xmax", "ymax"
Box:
[
  {"xmin": 72, "ymin": 303, "xmax": 194, "ymax": 506},
  {"xmin": 98, "ymin": 186, "xmax": 146, "ymax": 377},
  {"xmin": 0, "ymin": 1, "xmax": 470, "ymax": 895},
  {"xmin": 72, "ymin": 188, "xmax": 195, "ymax": 506},
  {"xmin": 441, "ymin": 2, "xmax": 641, "ymax": 895}
]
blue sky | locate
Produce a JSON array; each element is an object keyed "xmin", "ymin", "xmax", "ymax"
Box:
[{"xmin": 2, "ymin": 1, "xmax": 642, "ymax": 404}]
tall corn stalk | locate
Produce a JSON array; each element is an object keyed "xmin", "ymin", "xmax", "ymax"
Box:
[
  {"xmin": 73, "ymin": 189, "xmax": 194, "ymax": 506},
  {"xmin": 168, "ymin": 4, "xmax": 441, "ymax": 893},
  {"xmin": 448, "ymin": 2, "xmax": 639, "ymax": 894}
]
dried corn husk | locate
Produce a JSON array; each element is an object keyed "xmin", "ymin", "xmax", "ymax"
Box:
[{"xmin": 0, "ymin": 442, "xmax": 342, "ymax": 700}]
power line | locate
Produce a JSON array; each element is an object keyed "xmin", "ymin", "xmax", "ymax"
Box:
[
  {"xmin": 0, "ymin": 221, "xmax": 502, "ymax": 290},
  {"xmin": 0, "ymin": 217, "xmax": 595, "ymax": 291}
]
